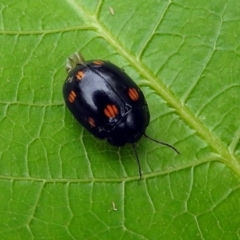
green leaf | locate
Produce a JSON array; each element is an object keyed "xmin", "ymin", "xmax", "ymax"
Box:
[{"xmin": 0, "ymin": 0, "xmax": 240, "ymax": 239}]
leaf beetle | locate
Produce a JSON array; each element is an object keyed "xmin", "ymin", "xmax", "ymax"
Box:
[{"xmin": 62, "ymin": 52, "xmax": 179, "ymax": 179}]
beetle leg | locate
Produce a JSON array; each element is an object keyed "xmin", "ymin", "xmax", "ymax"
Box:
[{"xmin": 132, "ymin": 142, "xmax": 142, "ymax": 180}]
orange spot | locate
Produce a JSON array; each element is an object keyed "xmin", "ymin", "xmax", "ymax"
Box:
[
  {"xmin": 88, "ymin": 117, "xmax": 96, "ymax": 128},
  {"xmin": 128, "ymin": 88, "xmax": 139, "ymax": 101},
  {"xmin": 76, "ymin": 71, "xmax": 84, "ymax": 80},
  {"xmin": 68, "ymin": 91, "xmax": 76, "ymax": 103},
  {"xmin": 104, "ymin": 104, "xmax": 118, "ymax": 118},
  {"xmin": 93, "ymin": 60, "xmax": 104, "ymax": 66}
]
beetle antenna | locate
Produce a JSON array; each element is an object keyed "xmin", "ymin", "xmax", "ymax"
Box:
[
  {"xmin": 144, "ymin": 133, "xmax": 180, "ymax": 154},
  {"xmin": 132, "ymin": 143, "xmax": 142, "ymax": 180}
]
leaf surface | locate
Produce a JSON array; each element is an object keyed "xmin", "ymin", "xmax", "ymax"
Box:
[{"xmin": 0, "ymin": 0, "xmax": 240, "ymax": 239}]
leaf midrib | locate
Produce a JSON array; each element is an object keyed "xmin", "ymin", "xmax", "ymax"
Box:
[{"xmin": 69, "ymin": 0, "xmax": 240, "ymax": 177}]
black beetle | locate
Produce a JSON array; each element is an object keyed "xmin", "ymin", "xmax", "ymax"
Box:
[{"xmin": 62, "ymin": 52, "xmax": 179, "ymax": 179}]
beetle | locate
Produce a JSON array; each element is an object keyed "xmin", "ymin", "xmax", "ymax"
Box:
[{"xmin": 62, "ymin": 52, "xmax": 179, "ymax": 179}]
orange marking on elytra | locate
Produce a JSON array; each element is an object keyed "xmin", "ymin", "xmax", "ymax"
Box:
[
  {"xmin": 128, "ymin": 88, "xmax": 139, "ymax": 101},
  {"xmin": 68, "ymin": 90, "xmax": 76, "ymax": 103},
  {"xmin": 88, "ymin": 117, "xmax": 96, "ymax": 128},
  {"xmin": 76, "ymin": 71, "xmax": 84, "ymax": 80},
  {"xmin": 104, "ymin": 104, "xmax": 118, "ymax": 118},
  {"xmin": 93, "ymin": 60, "xmax": 104, "ymax": 66}
]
